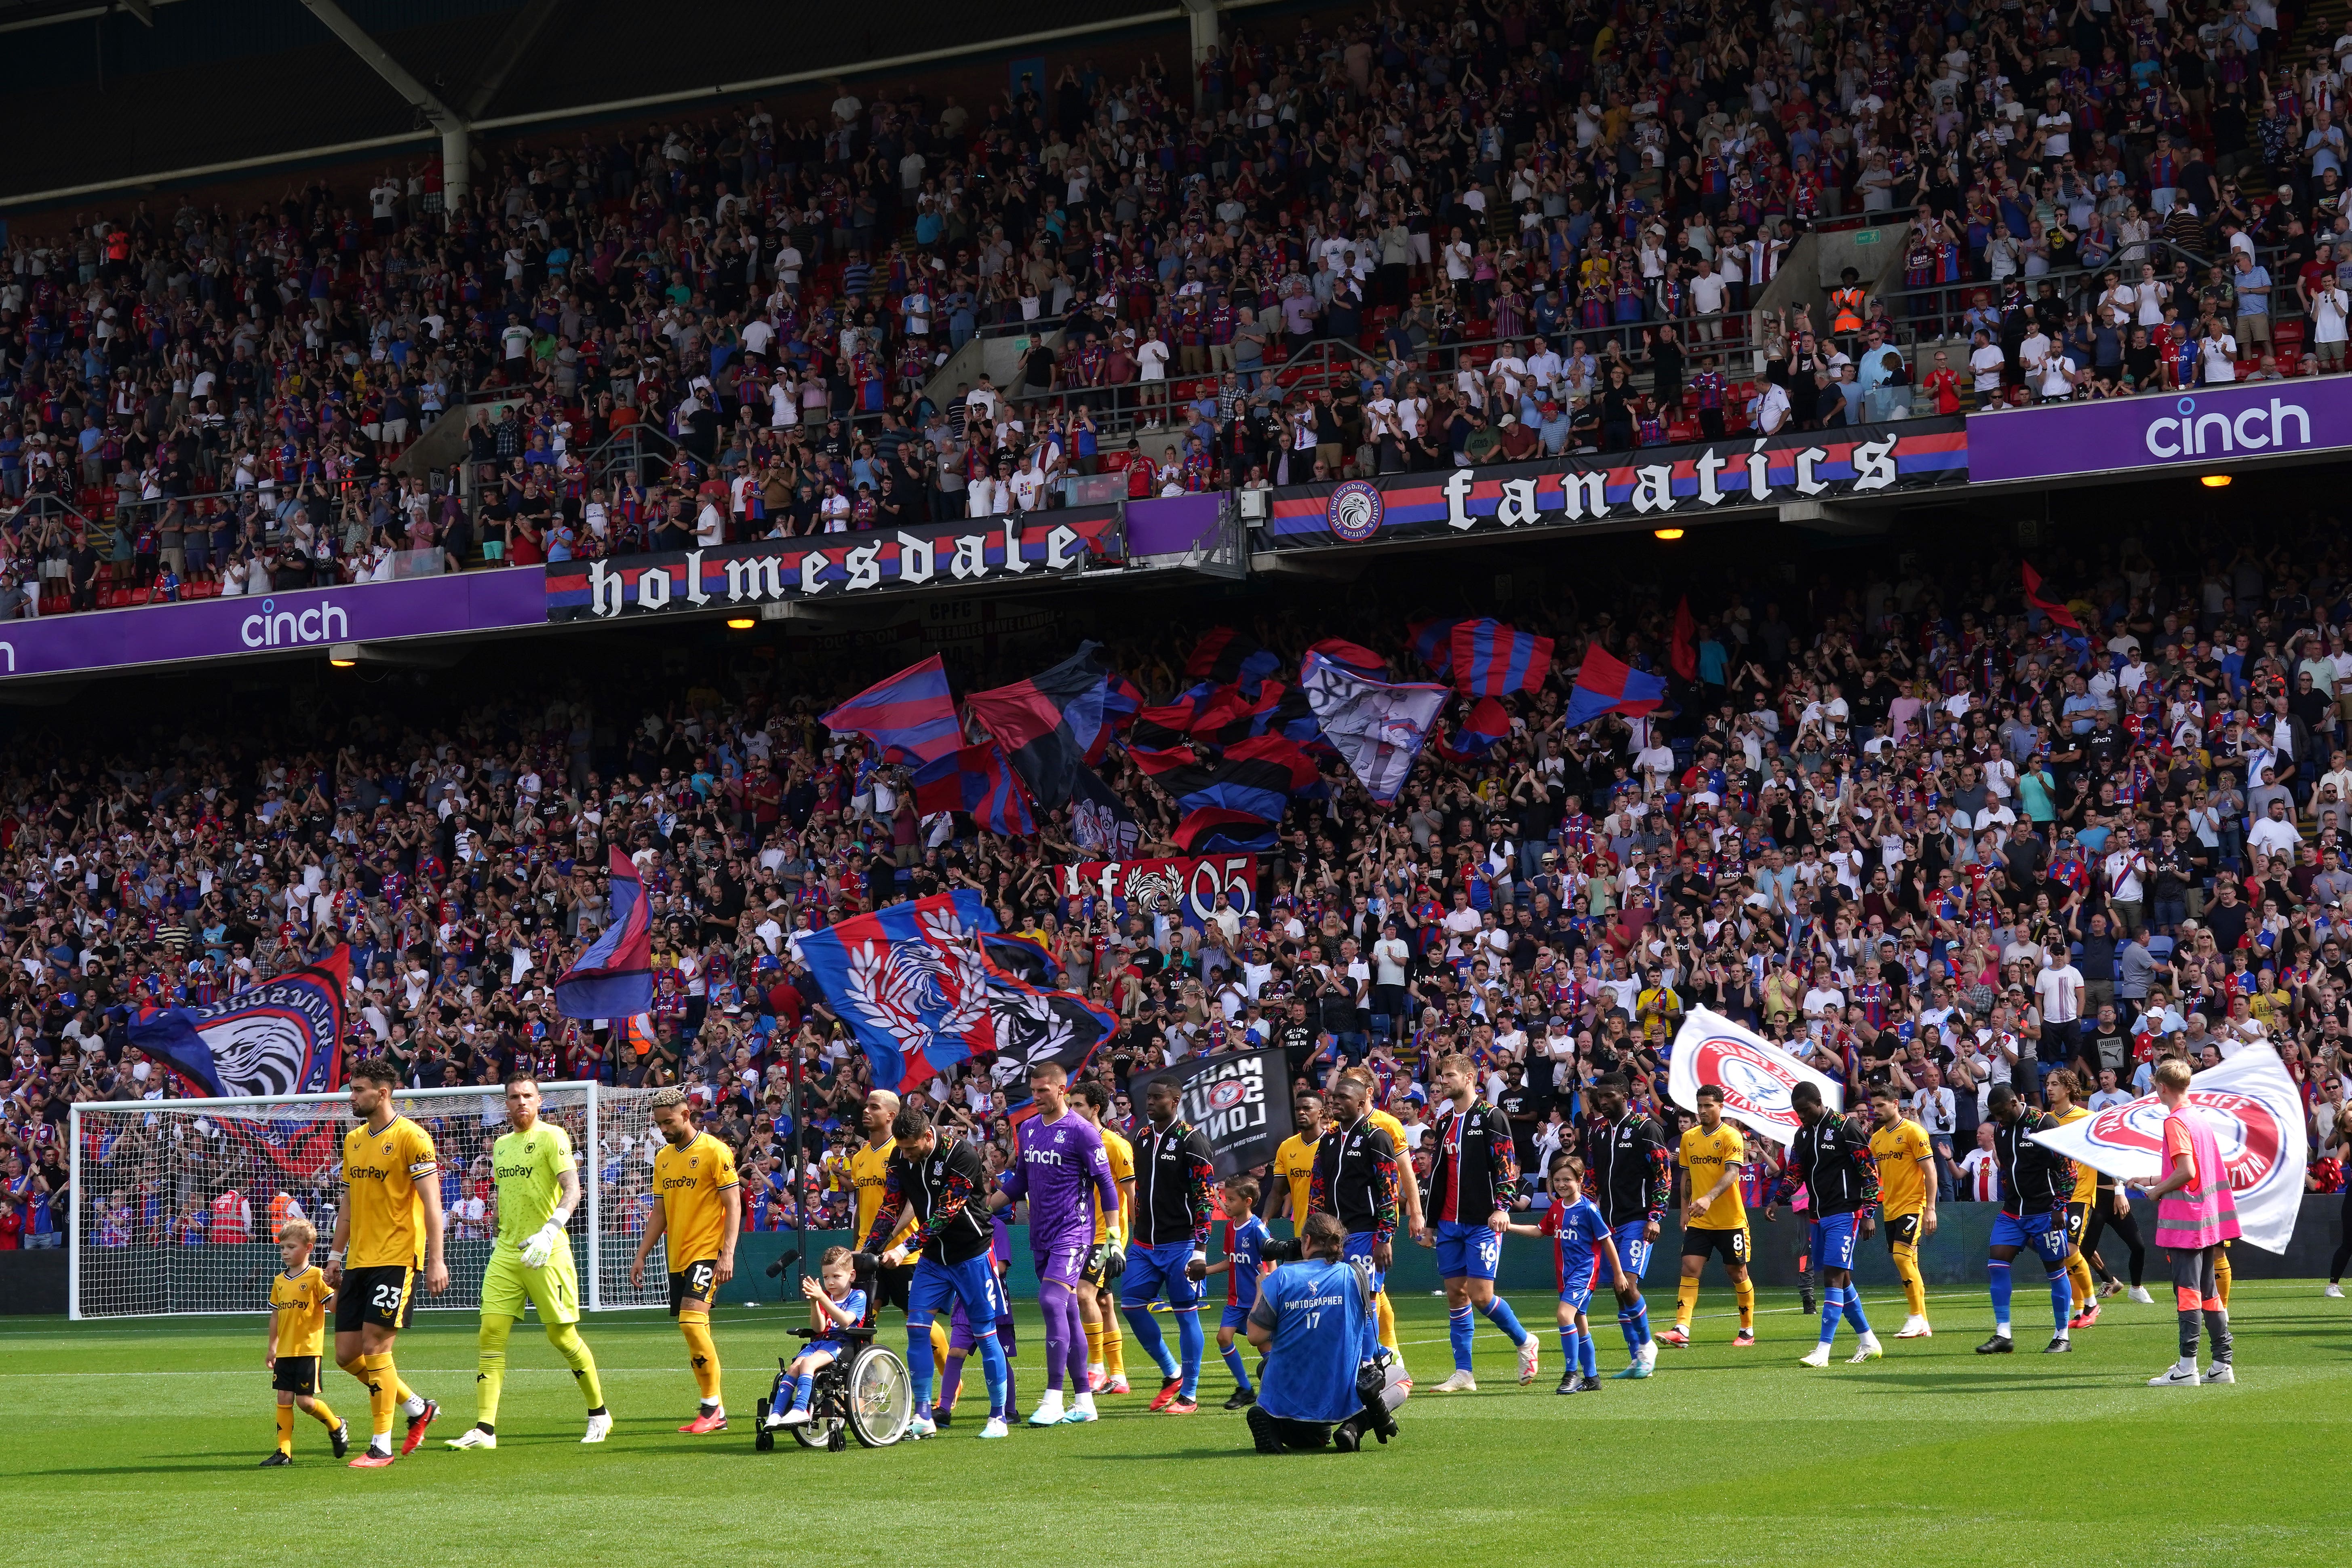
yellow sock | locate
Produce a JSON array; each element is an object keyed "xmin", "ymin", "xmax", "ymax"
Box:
[
  {"xmin": 1376, "ymin": 1288, "xmax": 1399, "ymax": 1358},
  {"xmin": 275, "ymin": 1404, "xmax": 295, "ymax": 1453},
  {"xmin": 1085, "ymin": 1320, "xmax": 1104, "ymax": 1368},
  {"xmin": 1675, "ymin": 1276, "xmax": 1700, "ymax": 1332},
  {"xmin": 1894, "ymin": 1246, "xmax": 1927, "ymax": 1317},
  {"xmin": 476, "ymin": 1313, "xmax": 512, "ymax": 1429},
  {"xmin": 304, "ymin": 1397, "xmax": 339, "ymax": 1429},
  {"xmin": 2215, "ymin": 1246, "xmax": 2233, "ymax": 1308},
  {"xmin": 1105, "ymin": 1313, "xmax": 1126, "ymax": 1378},
  {"xmin": 361, "ymin": 1353, "xmax": 396, "ymax": 1440},
  {"xmin": 2067, "ymin": 1252, "xmax": 2095, "ymax": 1313},
  {"xmin": 546, "ymin": 1321, "xmax": 605, "ymax": 1412},
  {"xmin": 680, "ymin": 1312, "xmax": 722, "ymax": 1404},
  {"xmin": 1733, "ymin": 1278, "xmax": 1755, "ymax": 1330}
]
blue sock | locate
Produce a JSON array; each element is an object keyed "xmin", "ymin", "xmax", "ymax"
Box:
[
  {"xmin": 976, "ymin": 1331, "xmax": 1009, "ymax": 1421},
  {"xmin": 1174, "ymin": 1307, "xmax": 1204, "ymax": 1400},
  {"xmin": 1558, "ymin": 1324, "xmax": 1579, "ymax": 1364},
  {"xmin": 907, "ymin": 1324, "xmax": 937, "ymax": 1413},
  {"xmin": 1122, "ymin": 1305, "xmax": 1179, "ymax": 1379},
  {"xmin": 1842, "ymin": 1286, "xmax": 1872, "ymax": 1336},
  {"xmin": 2049, "ymin": 1267, "xmax": 2074, "ymax": 1332},
  {"xmin": 1818, "ymin": 1286, "xmax": 1844, "ymax": 1345},
  {"xmin": 791, "ymin": 1371, "xmax": 814, "ymax": 1412},
  {"xmin": 1631, "ymin": 1300, "xmax": 1652, "ymax": 1346},
  {"xmin": 1450, "ymin": 1305, "xmax": 1476, "ymax": 1372},
  {"xmin": 996, "ymin": 1320, "xmax": 1019, "ymax": 1414},
  {"xmin": 1479, "ymin": 1295, "xmax": 1530, "ymax": 1348},
  {"xmin": 1221, "ymin": 1344, "xmax": 1252, "ymax": 1393},
  {"xmin": 1988, "ymin": 1259, "xmax": 2013, "ymax": 1331},
  {"xmin": 1618, "ymin": 1306, "xmax": 1642, "ymax": 1357},
  {"xmin": 1577, "ymin": 1329, "xmax": 1598, "ymax": 1378}
]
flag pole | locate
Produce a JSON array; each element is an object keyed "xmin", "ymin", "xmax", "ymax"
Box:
[{"xmin": 790, "ymin": 1030, "xmax": 807, "ymax": 1300}]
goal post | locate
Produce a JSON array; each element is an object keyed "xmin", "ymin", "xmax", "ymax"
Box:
[{"xmin": 68, "ymin": 1082, "xmax": 670, "ymax": 1321}]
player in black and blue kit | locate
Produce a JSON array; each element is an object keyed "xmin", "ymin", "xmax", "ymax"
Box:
[
  {"xmin": 1125, "ymin": 1076, "xmax": 1220, "ymax": 1415},
  {"xmin": 1766, "ymin": 1081, "xmax": 1883, "ymax": 1367},
  {"xmin": 864, "ymin": 1103, "xmax": 1011, "ymax": 1440},
  {"xmin": 1978, "ymin": 1083, "xmax": 2078, "ymax": 1355},
  {"xmin": 1583, "ymin": 1075, "xmax": 1670, "ymax": 1378},
  {"xmin": 1309, "ymin": 1074, "xmax": 1402, "ymax": 1366},
  {"xmin": 1203, "ymin": 1176, "xmax": 1271, "ymax": 1409}
]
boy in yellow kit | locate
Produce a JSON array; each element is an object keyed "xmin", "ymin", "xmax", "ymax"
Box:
[{"xmin": 261, "ymin": 1218, "xmax": 349, "ymax": 1465}]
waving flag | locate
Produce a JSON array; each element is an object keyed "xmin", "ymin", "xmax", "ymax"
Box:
[
  {"xmin": 2029, "ymin": 1045, "xmax": 2308, "ymax": 1253},
  {"xmin": 1564, "ymin": 644, "xmax": 1667, "ymax": 726},
  {"xmin": 2021, "ymin": 562, "xmax": 2083, "ymax": 633},
  {"xmin": 1307, "ymin": 637, "xmax": 1389, "ymax": 678},
  {"xmin": 1298, "ymin": 648, "xmax": 1447, "ymax": 803},
  {"xmin": 981, "ymin": 931, "xmax": 1063, "ymax": 988},
  {"xmin": 1174, "ymin": 808, "xmax": 1281, "ymax": 855},
  {"xmin": 130, "ymin": 946, "xmax": 349, "ymax": 1098},
  {"xmin": 914, "ymin": 742, "xmax": 1035, "ymax": 834},
  {"xmin": 795, "ymin": 890, "xmax": 996, "ymax": 1092},
  {"xmin": 1408, "ymin": 617, "xmax": 1469, "ymax": 670},
  {"xmin": 1185, "ymin": 626, "xmax": 1281, "ymax": 692},
  {"xmin": 1666, "ymin": 1007, "xmax": 1844, "ymax": 1145},
  {"xmin": 819, "ymin": 654, "xmax": 961, "ymax": 765},
  {"xmin": 1071, "ymin": 763, "xmax": 1141, "ymax": 858},
  {"xmin": 980, "ymin": 971, "xmax": 1117, "ymax": 1092},
  {"xmin": 1448, "ymin": 619, "xmax": 1554, "ymax": 696},
  {"xmin": 1136, "ymin": 732, "xmax": 1320, "ymax": 823},
  {"xmin": 555, "ymin": 847, "xmax": 655, "ymax": 1020},
  {"xmin": 1434, "ymin": 695, "xmax": 1512, "ymax": 761},
  {"xmin": 1669, "ymin": 596, "xmax": 1698, "ymax": 681},
  {"xmin": 967, "ymin": 643, "xmax": 1110, "ymax": 809}
]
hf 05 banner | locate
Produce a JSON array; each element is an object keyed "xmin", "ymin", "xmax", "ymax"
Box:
[
  {"xmin": 2028, "ymin": 1045, "xmax": 2309, "ymax": 1254},
  {"xmin": 544, "ymin": 508, "xmax": 1125, "ymax": 621},
  {"xmin": 1666, "ymin": 1007, "xmax": 1846, "ymax": 1145},
  {"xmin": 1261, "ymin": 419, "xmax": 1966, "ymax": 550},
  {"xmin": 1055, "ymin": 855, "xmax": 1258, "ymax": 929},
  {"xmin": 1125, "ymin": 1046, "xmax": 1296, "ymax": 1178}
]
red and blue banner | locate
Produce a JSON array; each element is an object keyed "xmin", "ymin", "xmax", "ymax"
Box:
[
  {"xmin": 555, "ymin": 847, "xmax": 655, "ymax": 1020},
  {"xmin": 1447, "ymin": 619, "xmax": 1553, "ymax": 696},
  {"xmin": 820, "ymin": 653, "xmax": 961, "ymax": 765},
  {"xmin": 128, "ymin": 946, "xmax": 349, "ymax": 1098},
  {"xmin": 1565, "ymin": 645, "xmax": 1667, "ymax": 727},
  {"xmin": 914, "ymin": 742, "xmax": 1035, "ymax": 835},
  {"xmin": 965, "ymin": 642, "xmax": 1111, "ymax": 810}
]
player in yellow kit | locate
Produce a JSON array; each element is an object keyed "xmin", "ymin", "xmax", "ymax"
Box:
[
  {"xmin": 1661, "ymin": 1084, "xmax": 1756, "ymax": 1348},
  {"xmin": 1073, "ymin": 1080, "xmax": 1134, "ymax": 1392},
  {"xmin": 1339, "ymin": 1066, "xmax": 1425, "ymax": 1378},
  {"xmin": 632, "ymin": 1087, "xmax": 741, "ymax": 1433},
  {"xmin": 2044, "ymin": 1071, "xmax": 2104, "ymax": 1330},
  {"xmin": 446, "ymin": 1075, "xmax": 611, "ymax": 1450},
  {"xmin": 1269, "ymin": 1090, "xmax": 1322, "ymax": 1237},
  {"xmin": 325, "ymin": 1058, "xmax": 447, "ymax": 1468},
  {"xmin": 1867, "ymin": 1084, "xmax": 1939, "ymax": 1338},
  {"xmin": 259, "ymin": 1218, "xmax": 347, "ymax": 1465},
  {"xmin": 848, "ymin": 1090, "xmax": 950, "ymax": 1382}
]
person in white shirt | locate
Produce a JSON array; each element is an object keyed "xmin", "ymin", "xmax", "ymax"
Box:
[
  {"xmin": 1967, "ymin": 332, "xmax": 2006, "ymax": 403},
  {"xmin": 1753, "ymin": 380, "xmax": 1791, "ymax": 433},
  {"xmin": 2199, "ymin": 319, "xmax": 2239, "ymax": 382},
  {"xmin": 1956, "ymin": 1124, "xmax": 2001, "ymax": 1199},
  {"xmin": 2315, "ymin": 277, "xmax": 2350, "ymax": 370}
]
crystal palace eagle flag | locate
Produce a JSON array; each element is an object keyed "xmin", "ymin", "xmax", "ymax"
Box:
[
  {"xmin": 129, "ymin": 945, "xmax": 349, "ymax": 1097},
  {"xmin": 796, "ymin": 889, "xmax": 997, "ymax": 1092},
  {"xmin": 554, "ymin": 846, "xmax": 654, "ymax": 1020}
]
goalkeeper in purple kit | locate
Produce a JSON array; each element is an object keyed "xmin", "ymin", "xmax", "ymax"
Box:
[{"xmin": 987, "ymin": 1062, "xmax": 1121, "ymax": 1427}]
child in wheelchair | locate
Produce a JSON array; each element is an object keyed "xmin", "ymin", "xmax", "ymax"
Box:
[{"xmin": 765, "ymin": 1247, "xmax": 868, "ymax": 1429}]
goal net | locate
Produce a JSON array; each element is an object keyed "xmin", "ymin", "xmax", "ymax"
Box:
[{"xmin": 69, "ymin": 1083, "xmax": 672, "ymax": 1320}]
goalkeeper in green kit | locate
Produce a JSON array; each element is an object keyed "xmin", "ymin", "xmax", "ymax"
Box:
[{"xmin": 447, "ymin": 1075, "xmax": 613, "ymax": 1448}]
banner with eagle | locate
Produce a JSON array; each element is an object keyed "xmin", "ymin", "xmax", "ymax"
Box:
[{"xmin": 129, "ymin": 946, "xmax": 350, "ymax": 1098}]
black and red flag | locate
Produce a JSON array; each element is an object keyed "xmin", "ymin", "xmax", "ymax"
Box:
[{"xmin": 965, "ymin": 642, "xmax": 1111, "ymax": 809}]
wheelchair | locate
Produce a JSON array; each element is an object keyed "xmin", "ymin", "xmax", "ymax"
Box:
[{"xmin": 755, "ymin": 1323, "xmax": 915, "ymax": 1451}]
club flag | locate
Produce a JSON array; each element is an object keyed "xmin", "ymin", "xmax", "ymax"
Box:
[
  {"xmin": 1407, "ymin": 617, "xmax": 1469, "ymax": 670},
  {"xmin": 1666, "ymin": 1007, "xmax": 1844, "ymax": 1146},
  {"xmin": 1185, "ymin": 626, "xmax": 1281, "ymax": 693},
  {"xmin": 1669, "ymin": 596, "xmax": 1698, "ymax": 681},
  {"xmin": 1447, "ymin": 619, "xmax": 1553, "ymax": 696},
  {"xmin": 1298, "ymin": 648, "xmax": 1446, "ymax": 804},
  {"xmin": 1125, "ymin": 1046, "xmax": 1296, "ymax": 1178},
  {"xmin": 1435, "ymin": 696, "xmax": 1512, "ymax": 761},
  {"xmin": 2028, "ymin": 1045, "xmax": 2308, "ymax": 1254},
  {"xmin": 1307, "ymin": 637, "xmax": 1389, "ymax": 679},
  {"xmin": 980, "ymin": 971, "xmax": 1118, "ymax": 1093},
  {"xmin": 1070, "ymin": 763, "xmax": 1141, "ymax": 858},
  {"xmin": 914, "ymin": 742, "xmax": 1035, "ymax": 834},
  {"xmin": 1173, "ymin": 807, "xmax": 1281, "ymax": 855},
  {"xmin": 967, "ymin": 642, "xmax": 1110, "ymax": 809},
  {"xmin": 1104, "ymin": 674, "xmax": 1145, "ymax": 728},
  {"xmin": 2022, "ymin": 562, "xmax": 2084, "ymax": 632},
  {"xmin": 1142, "ymin": 732, "xmax": 1320, "ymax": 823},
  {"xmin": 130, "ymin": 946, "xmax": 350, "ymax": 1097},
  {"xmin": 1564, "ymin": 644, "xmax": 1667, "ymax": 727},
  {"xmin": 554, "ymin": 847, "xmax": 655, "ymax": 1019},
  {"xmin": 981, "ymin": 931, "xmax": 1063, "ymax": 989},
  {"xmin": 818, "ymin": 654, "xmax": 961, "ymax": 765},
  {"xmin": 795, "ymin": 890, "xmax": 996, "ymax": 1092}
]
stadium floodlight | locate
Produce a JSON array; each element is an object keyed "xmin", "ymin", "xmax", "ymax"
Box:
[{"xmin": 70, "ymin": 1082, "xmax": 668, "ymax": 1320}]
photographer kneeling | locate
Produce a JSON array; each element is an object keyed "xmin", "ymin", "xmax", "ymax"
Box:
[{"xmin": 1243, "ymin": 1212, "xmax": 1410, "ymax": 1453}]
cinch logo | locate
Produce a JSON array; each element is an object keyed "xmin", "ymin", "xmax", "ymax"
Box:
[
  {"xmin": 241, "ymin": 598, "xmax": 351, "ymax": 649},
  {"xmin": 2143, "ymin": 396, "xmax": 2311, "ymax": 459}
]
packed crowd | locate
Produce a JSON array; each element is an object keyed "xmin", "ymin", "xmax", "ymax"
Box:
[
  {"xmin": 7, "ymin": 505, "xmax": 2352, "ymax": 1261},
  {"xmin": 10, "ymin": 0, "xmax": 2352, "ymax": 617}
]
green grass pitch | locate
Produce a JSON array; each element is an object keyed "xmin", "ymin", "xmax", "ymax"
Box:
[{"xmin": 4, "ymin": 1280, "xmax": 2339, "ymax": 1566}]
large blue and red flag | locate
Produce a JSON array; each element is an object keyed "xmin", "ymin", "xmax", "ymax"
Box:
[
  {"xmin": 795, "ymin": 889, "xmax": 996, "ymax": 1092},
  {"xmin": 1564, "ymin": 645, "xmax": 1667, "ymax": 726},
  {"xmin": 129, "ymin": 946, "xmax": 349, "ymax": 1097},
  {"xmin": 818, "ymin": 654, "xmax": 961, "ymax": 765},
  {"xmin": 1133, "ymin": 731, "xmax": 1319, "ymax": 823},
  {"xmin": 914, "ymin": 742, "xmax": 1035, "ymax": 834},
  {"xmin": 1184, "ymin": 626, "xmax": 1282, "ymax": 693},
  {"xmin": 555, "ymin": 847, "xmax": 655, "ymax": 1019},
  {"xmin": 1434, "ymin": 695, "xmax": 1512, "ymax": 761},
  {"xmin": 1447, "ymin": 619, "xmax": 1553, "ymax": 696},
  {"xmin": 966, "ymin": 642, "xmax": 1110, "ymax": 809},
  {"xmin": 1174, "ymin": 808, "xmax": 1281, "ymax": 855}
]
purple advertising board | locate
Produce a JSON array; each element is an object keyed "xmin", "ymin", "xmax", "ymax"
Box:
[
  {"xmin": 1967, "ymin": 377, "xmax": 2352, "ymax": 484},
  {"xmin": 0, "ymin": 568, "xmax": 549, "ymax": 683}
]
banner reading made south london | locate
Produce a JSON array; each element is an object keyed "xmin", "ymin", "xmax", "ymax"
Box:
[
  {"xmin": 545, "ymin": 508, "xmax": 1125, "ymax": 621},
  {"xmin": 1259, "ymin": 418, "xmax": 1966, "ymax": 550}
]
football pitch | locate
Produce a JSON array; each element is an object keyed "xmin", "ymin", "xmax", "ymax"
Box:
[{"xmin": 3, "ymin": 1280, "xmax": 2338, "ymax": 1567}]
